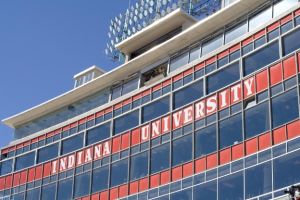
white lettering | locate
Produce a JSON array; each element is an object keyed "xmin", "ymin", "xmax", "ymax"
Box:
[{"xmin": 195, "ymin": 101, "xmax": 205, "ymax": 119}]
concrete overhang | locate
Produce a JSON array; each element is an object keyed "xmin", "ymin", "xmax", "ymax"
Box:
[
  {"xmin": 115, "ymin": 8, "xmax": 197, "ymax": 55},
  {"xmin": 2, "ymin": 0, "xmax": 271, "ymax": 129}
]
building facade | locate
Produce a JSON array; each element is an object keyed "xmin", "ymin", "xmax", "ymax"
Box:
[{"xmin": 1, "ymin": 0, "xmax": 300, "ymax": 199}]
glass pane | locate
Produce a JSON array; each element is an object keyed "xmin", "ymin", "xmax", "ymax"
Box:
[
  {"xmin": 57, "ymin": 178, "xmax": 73, "ymax": 200},
  {"xmin": 61, "ymin": 133, "xmax": 84, "ymax": 155},
  {"xmin": 249, "ymin": 7, "xmax": 272, "ymax": 31},
  {"xmin": 122, "ymin": 77, "xmax": 139, "ymax": 95},
  {"xmin": 170, "ymin": 188, "xmax": 192, "ymax": 200},
  {"xmin": 225, "ymin": 21, "xmax": 248, "ymax": 44},
  {"xmin": 114, "ymin": 110, "xmax": 139, "ymax": 135},
  {"xmin": 41, "ymin": 183, "xmax": 56, "ymax": 200},
  {"xmin": 193, "ymin": 180, "xmax": 217, "ymax": 200},
  {"xmin": 219, "ymin": 171, "xmax": 244, "ymax": 200},
  {"xmin": 282, "ymin": 28, "xmax": 300, "ymax": 56},
  {"xmin": 92, "ymin": 166, "xmax": 109, "ymax": 193},
  {"xmin": 26, "ymin": 188, "xmax": 40, "ymax": 199},
  {"xmin": 86, "ymin": 122, "xmax": 110, "ymax": 145},
  {"xmin": 173, "ymin": 80, "xmax": 203, "ymax": 109},
  {"xmin": 170, "ymin": 52, "xmax": 189, "ymax": 72},
  {"xmin": 142, "ymin": 96, "xmax": 170, "ymax": 123},
  {"xmin": 151, "ymin": 143, "xmax": 170, "ymax": 174},
  {"xmin": 111, "ymin": 86, "xmax": 122, "ymax": 100},
  {"xmin": 74, "ymin": 172, "xmax": 91, "ymax": 198},
  {"xmin": 202, "ymin": 34, "xmax": 223, "ymax": 56},
  {"xmin": 15, "ymin": 151, "xmax": 35, "ymax": 171},
  {"xmin": 37, "ymin": 143, "xmax": 59, "ymax": 163},
  {"xmin": 189, "ymin": 45, "xmax": 200, "ymax": 62},
  {"xmin": 130, "ymin": 151, "xmax": 149, "ymax": 181},
  {"xmin": 0, "ymin": 159, "xmax": 13, "ymax": 175},
  {"xmin": 195, "ymin": 124, "xmax": 217, "ymax": 158},
  {"xmin": 172, "ymin": 134, "xmax": 192, "ymax": 166},
  {"xmin": 111, "ymin": 158, "xmax": 128, "ymax": 187},
  {"xmin": 273, "ymin": 0, "xmax": 298, "ymax": 17}
]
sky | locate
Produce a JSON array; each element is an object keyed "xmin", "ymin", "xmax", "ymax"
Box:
[{"xmin": 0, "ymin": 1, "xmax": 130, "ymax": 148}]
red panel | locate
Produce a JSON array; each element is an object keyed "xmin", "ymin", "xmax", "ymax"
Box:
[
  {"xmin": 131, "ymin": 128, "xmax": 140, "ymax": 146},
  {"xmin": 281, "ymin": 14, "xmax": 293, "ymax": 25},
  {"xmin": 243, "ymin": 77, "xmax": 256, "ymax": 99},
  {"xmin": 183, "ymin": 162, "xmax": 194, "ymax": 177},
  {"xmin": 62, "ymin": 125, "xmax": 70, "ymax": 131},
  {"xmin": 38, "ymin": 135, "xmax": 46, "ymax": 141},
  {"xmin": 110, "ymin": 188, "xmax": 118, "ymax": 200},
  {"xmin": 129, "ymin": 181, "xmax": 139, "ymax": 195},
  {"xmin": 87, "ymin": 114, "xmax": 95, "ymax": 121},
  {"xmin": 139, "ymin": 178, "xmax": 149, "ymax": 191},
  {"xmin": 172, "ymin": 166, "xmax": 182, "ymax": 181},
  {"xmin": 230, "ymin": 44, "xmax": 240, "ymax": 53},
  {"xmin": 0, "ymin": 178, "xmax": 5, "ymax": 190},
  {"xmin": 246, "ymin": 138, "xmax": 258, "ymax": 155},
  {"xmin": 195, "ymin": 158, "xmax": 206, "ymax": 173},
  {"xmin": 43, "ymin": 162, "xmax": 52, "ymax": 177},
  {"xmin": 16, "ymin": 143, "xmax": 23, "ymax": 149},
  {"xmin": 82, "ymin": 197, "xmax": 90, "ymax": 200},
  {"xmin": 231, "ymin": 143, "xmax": 244, "ymax": 160},
  {"xmin": 218, "ymin": 50, "xmax": 229, "ymax": 59},
  {"xmin": 91, "ymin": 194, "xmax": 99, "ymax": 200},
  {"xmin": 183, "ymin": 68, "xmax": 194, "ymax": 76},
  {"xmin": 295, "ymin": 8, "xmax": 300, "ymax": 17},
  {"xmin": 114, "ymin": 103, "xmax": 122, "ymax": 110},
  {"xmin": 70, "ymin": 122, "xmax": 78, "ymax": 128},
  {"xmin": 242, "ymin": 36, "xmax": 253, "ymax": 46},
  {"xmin": 104, "ymin": 107, "xmax": 112, "ymax": 114},
  {"xmin": 218, "ymin": 88, "xmax": 230, "ymax": 110},
  {"xmin": 5, "ymin": 175, "xmax": 12, "ymax": 189},
  {"xmin": 133, "ymin": 93, "xmax": 142, "ymax": 101},
  {"xmin": 1, "ymin": 148, "xmax": 9, "ymax": 154},
  {"xmin": 256, "ymin": 70, "xmax": 269, "ymax": 92},
  {"xmin": 28, "ymin": 168, "xmax": 35, "ymax": 182},
  {"xmin": 123, "ymin": 98, "xmax": 132, "ymax": 106},
  {"xmin": 160, "ymin": 170, "xmax": 170, "ymax": 185},
  {"xmin": 273, "ymin": 126, "xmax": 287, "ymax": 145},
  {"xmin": 121, "ymin": 133, "xmax": 130, "ymax": 150},
  {"xmin": 298, "ymin": 53, "xmax": 300, "ymax": 72},
  {"xmin": 206, "ymin": 56, "xmax": 216, "ymax": 65},
  {"xmin": 35, "ymin": 165, "xmax": 43, "ymax": 180},
  {"xmin": 259, "ymin": 132, "xmax": 271, "ymax": 150},
  {"xmin": 20, "ymin": 170, "xmax": 28, "ymax": 185},
  {"xmin": 152, "ymin": 83, "xmax": 162, "ymax": 92},
  {"xmin": 287, "ymin": 120, "xmax": 300, "ymax": 139},
  {"xmin": 79, "ymin": 118, "xmax": 86, "ymax": 124},
  {"xmin": 162, "ymin": 79, "xmax": 171, "ymax": 87},
  {"xmin": 119, "ymin": 184, "xmax": 128, "ymax": 198},
  {"xmin": 173, "ymin": 73, "xmax": 183, "ymax": 82},
  {"xmin": 254, "ymin": 29, "xmax": 266, "ymax": 39},
  {"xmin": 9, "ymin": 146, "xmax": 16, "ymax": 151},
  {"xmin": 150, "ymin": 174, "xmax": 160, "ymax": 188},
  {"xmin": 100, "ymin": 191, "xmax": 109, "ymax": 200},
  {"xmin": 283, "ymin": 56, "xmax": 297, "ymax": 79},
  {"xmin": 270, "ymin": 63, "xmax": 283, "ymax": 86},
  {"xmin": 230, "ymin": 83, "xmax": 242, "ymax": 104},
  {"xmin": 267, "ymin": 21, "xmax": 280, "ymax": 32},
  {"xmin": 112, "ymin": 136, "xmax": 121, "ymax": 153},
  {"xmin": 219, "ymin": 148, "xmax": 231, "ymax": 165},
  {"xmin": 95, "ymin": 111, "xmax": 103, "ymax": 118},
  {"xmin": 207, "ymin": 153, "xmax": 218, "ymax": 169},
  {"xmin": 13, "ymin": 173, "xmax": 20, "ymax": 186},
  {"xmin": 195, "ymin": 62, "xmax": 205, "ymax": 71}
]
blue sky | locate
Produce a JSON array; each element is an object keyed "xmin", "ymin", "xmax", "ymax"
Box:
[{"xmin": 0, "ymin": 1, "xmax": 129, "ymax": 147}]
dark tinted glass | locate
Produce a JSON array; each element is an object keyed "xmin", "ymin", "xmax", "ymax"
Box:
[
  {"xmin": 194, "ymin": 180, "xmax": 217, "ymax": 200},
  {"xmin": 172, "ymin": 134, "xmax": 192, "ymax": 166},
  {"xmin": 15, "ymin": 151, "xmax": 35, "ymax": 171},
  {"xmin": 61, "ymin": 133, "xmax": 84, "ymax": 155},
  {"xmin": 26, "ymin": 188, "xmax": 40, "ymax": 199},
  {"xmin": 173, "ymin": 80, "xmax": 203, "ymax": 109},
  {"xmin": 243, "ymin": 41, "xmax": 279, "ymax": 76},
  {"xmin": 219, "ymin": 171, "xmax": 244, "ymax": 200},
  {"xmin": 271, "ymin": 88, "xmax": 299, "ymax": 128},
  {"xmin": 207, "ymin": 61, "xmax": 240, "ymax": 94},
  {"xmin": 142, "ymin": 96, "xmax": 170, "ymax": 123},
  {"xmin": 114, "ymin": 110, "xmax": 139, "ymax": 135},
  {"xmin": 0, "ymin": 159, "xmax": 13, "ymax": 175},
  {"xmin": 37, "ymin": 143, "xmax": 59, "ymax": 163},
  {"xmin": 74, "ymin": 172, "xmax": 91, "ymax": 198},
  {"xmin": 151, "ymin": 143, "xmax": 170, "ymax": 174},
  {"xmin": 283, "ymin": 28, "xmax": 300, "ymax": 56},
  {"xmin": 111, "ymin": 158, "xmax": 128, "ymax": 187},
  {"xmin": 274, "ymin": 149, "xmax": 300, "ymax": 189},
  {"xmin": 41, "ymin": 183, "xmax": 56, "ymax": 200},
  {"xmin": 245, "ymin": 162, "xmax": 272, "ymax": 198},
  {"xmin": 57, "ymin": 178, "xmax": 73, "ymax": 200},
  {"xmin": 245, "ymin": 101, "xmax": 270, "ymax": 139},
  {"xmin": 219, "ymin": 113, "xmax": 243, "ymax": 149},
  {"xmin": 170, "ymin": 188, "xmax": 192, "ymax": 200},
  {"xmin": 195, "ymin": 124, "xmax": 217, "ymax": 158},
  {"xmin": 130, "ymin": 151, "xmax": 149, "ymax": 181},
  {"xmin": 86, "ymin": 122, "xmax": 110, "ymax": 145},
  {"xmin": 92, "ymin": 166, "xmax": 109, "ymax": 193}
]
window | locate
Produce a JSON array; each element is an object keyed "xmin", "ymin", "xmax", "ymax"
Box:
[
  {"xmin": 142, "ymin": 96, "xmax": 170, "ymax": 123},
  {"xmin": 170, "ymin": 188, "xmax": 192, "ymax": 200},
  {"xmin": 194, "ymin": 180, "xmax": 217, "ymax": 200},
  {"xmin": 111, "ymin": 86, "xmax": 122, "ymax": 100},
  {"xmin": 219, "ymin": 171, "xmax": 244, "ymax": 200},
  {"xmin": 15, "ymin": 151, "xmax": 35, "ymax": 171},
  {"xmin": 219, "ymin": 113, "xmax": 243, "ymax": 149},
  {"xmin": 172, "ymin": 134, "xmax": 192, "ymax": 166},
  {"xmin": 243, "ymin": 41, "xmax": 279, "ymax": 76},
  {"xmin": 61, "ymin": 133, "xmax": 84, "ymax": 155},
  {"xmin": 122, "ymin": 77, "xmax": 139, "ymax": 95},
  {"xmin": 111, "ymin": 158, "xmax": 128, "ymax": 187},
  {"xmin": 26, "ymin": 188, "xmax": 40, "ymax": 199},
  {"xmin": 0, "ymin": 159, "xmax": 13, "ymax": 175},
  {"xmin": 282, "ymin": 28, "xmax": 300, "ymax": 56},
  {"xmin": 272, "ymin": 88, "xmax": 299, "ymax": 128},
  {"xmin": 37, "ymin": 143, "xmax": 59, "ymax": 163},
  {"xmin": 274, "ymin": 149, "xmax": 300, "ymax": 189},
  {"xmin": 225, "ymin": 21, "xmax": 248, "ymax": 44},
  {"xmin": 245, "ymin": 101, "xmax": 270, "ymax": 139},
  {"xmin": 195, "ymin": 124, "xmax": 217, "ymax": 158},
  {"xmin": 74, "ymin": 172, "xmax": 91, "ymax": 198},
  {"xmin": 57, "ymin": 178, "xmax": 73, "ymax": 200},
  {"xmin": 41, "ymin": 183, "xmax": 56, "ymax": 200},
  {"xmin": 151, "ymin": 143, "xmax": 170, "ymax": 174},
  {"xmin": 273, "ymin": 0, "xmax": 298, "ymax": 17},
  {"xmin": 170, "ymin": 52, "xmax": 189, "ymax": 72},
  {"xmin": 189, "ymin": 45, "xmax": 200, "ymax": 62},
  {"xmin": 92, "ymin": 166, "xmax": 109, "ymax": 193},
  {"xmin": 245, "ymin": 162, "xmax": 272, "ymax": 198},
  {"xmin": 249, "ymin": 7, "xmax": 272, "ymax": 31},
  {"xmin": 202, "ymin": 34, "xmax": 223, "ymax": 56},
  {"xmin": 130, "ymin": 151, "xmax": 149, "ymax": 181},
  {"xmin": 114, "ymin": 110, "xmax": 139, "ymax": 135},
  {"xmin": 86, "ymin": 122, "xmax": 111, "ymax": 145},
  {"xmin": 207, "ymin": 61, "xmax": 240, "ymax": 94},
  {"xmin": 173, "ymin": 80, "xmax": 203, "ymax": 109}
]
